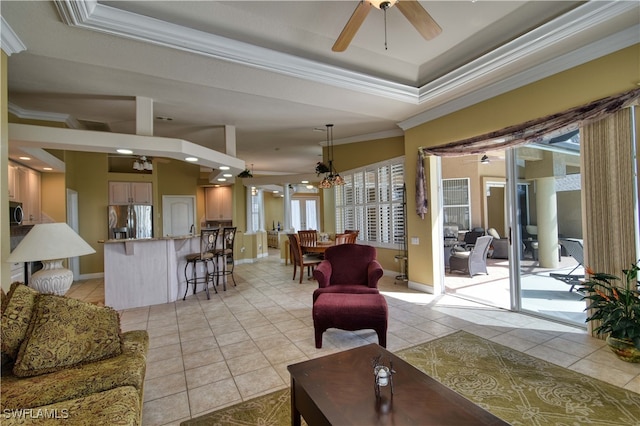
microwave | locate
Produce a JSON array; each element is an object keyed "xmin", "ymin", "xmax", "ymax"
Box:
[{"xmin": 9, "ymin": 201, "xmax": 23, "ymax": 226}]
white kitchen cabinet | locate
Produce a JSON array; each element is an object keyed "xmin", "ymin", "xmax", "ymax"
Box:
[
  {"xmin": 109, "ymin": 181, "xmax": 153, "ymax": 205},
  {"xmin": 8, "ymin": 162, "xmax": 41, "ymax": 223},
  {"xmin": 8, "ymin": 163, "xmax": 20, "ymax": 201},
  {"xmin": 205, "ymin": 186, "xmax": 232, "ymax": 221}
]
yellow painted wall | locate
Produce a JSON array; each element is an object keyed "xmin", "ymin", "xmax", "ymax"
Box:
[
  {"xmin": 1, "ymin": 52, "xmax": 9, "ymax": 290},
  {"xmin": 155, "ymin": 158, "xmax": 200, "ymax": 236},
  {"xmin": 330, "ymin": 136, "xmax": 405, "ymax": 173},
  {"xmin": 64, "ymin": 151, "xmax": 109, "ymax": 276},
  {"xmin": 404, "ymin": 44, "xmax": 640, "ymax": 289},
  {"xmin": 265, "ymin": 192, "xmax": 284, "ymax": 231},
  {"xmin": 41, "ymin": 173, "xmax": 66, "ymax": 222}
]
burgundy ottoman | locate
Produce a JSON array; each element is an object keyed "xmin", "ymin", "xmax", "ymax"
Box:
[{"xmin": 312, "ymin": 293, "xmax": 388, "ymax": 349}]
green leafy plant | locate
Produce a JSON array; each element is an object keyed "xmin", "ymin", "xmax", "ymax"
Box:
[
  {"xmin": 237, "ymin": 169, "xmax": 253, "ymax": 178},
  {"xmin": 315, "ymin": 162, "xmax": 330, "ymax": 175},
  {"xmin": 580, "ymin": 261, "xmax": 640, "ymax": 349}
]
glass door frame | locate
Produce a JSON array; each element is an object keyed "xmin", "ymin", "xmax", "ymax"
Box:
[{"xmin": 506, "ymin": 148, "xmax": 522, "ymax": 311}]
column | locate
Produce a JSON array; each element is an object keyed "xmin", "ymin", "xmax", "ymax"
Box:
[
  {"xmin": 536, "ymin": 177, "xmax": 559, "ymax": 268},
  {"xmin": 283, "ymin": 183, "xmax": 292, "ymax": 231},
  {"xmin": 135, "ymin": 96, "xmax": 153, "ymax": 136}
]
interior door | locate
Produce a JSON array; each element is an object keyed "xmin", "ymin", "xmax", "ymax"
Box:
[
  {"xmin": 162, "ymin": 196, "xmax": 195, "ymax": 236},
  {"xmin": 290, "ymin": 197, "xmax": 319, "ymax": 231}
]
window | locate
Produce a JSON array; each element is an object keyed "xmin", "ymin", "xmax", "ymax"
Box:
[
  {"xmin": 442, "ymin": 178, "xmax": 470, "ymax": 231},
  {"xmin": 246, "ymin": 187, "xmax": 264, "ymax": 233},
  {"xmin": 335, "ymin": 157, "xmax": 405, "ymax": 249}
]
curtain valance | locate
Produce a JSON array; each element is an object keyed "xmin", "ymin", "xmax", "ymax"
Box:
[{"xmin": 419, "ymin": 88, "xmax": 640, "ymax": 157}]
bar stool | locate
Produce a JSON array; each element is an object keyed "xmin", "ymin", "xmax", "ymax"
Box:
[
  {"xmin": 183, "ymin": 228, "xmax": 219, "ymax": 300},
  {"xmin": 213, "ymin": 227, "xmax": 237, "ymax": 291}
]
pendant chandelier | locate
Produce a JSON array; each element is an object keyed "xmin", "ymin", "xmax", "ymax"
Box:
[{"xmin": 317, "ymin": 124, "xmax": 345, "ymax": 189}]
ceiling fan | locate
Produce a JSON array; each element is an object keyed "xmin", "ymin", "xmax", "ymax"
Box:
[
  {"xmin": 332, "ymin": 0, "xmax": 442, "ymax": 52},
  {"xmin": 463, "ymin": 154, "xmax": 505, "ymax": 164}
]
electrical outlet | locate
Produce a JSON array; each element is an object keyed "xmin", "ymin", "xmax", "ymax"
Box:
[
  {"xmin": 411, "ymin": 237, "xmax": 419, "ymax": 245},
  {"xmin": 240, "ymin": 246, "xmax": 245, "ymax": 253},
  {"xmin": 258, "ymin": 244, "xmax": 262, "ymax": 250}
]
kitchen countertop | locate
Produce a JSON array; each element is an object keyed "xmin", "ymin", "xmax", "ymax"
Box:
[{"xmin": 99, "ymin": 234, "xmax": 199, "ymax": 244}]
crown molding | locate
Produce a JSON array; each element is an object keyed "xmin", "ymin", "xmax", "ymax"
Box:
[
  {"xmin": 52, "ymin": 1, "xmax": 636, "ymax": 108},
  {"xmin": 399, "ymin": 24, "xmax": 640, "ymax": 131},
  {"xmin": 0, "ymin": 16, "xmax": 26, "ymax": 56},
  {"xmin": 416, "ymin": 1, "xmax": 638, "ymax": 105},
  {"xmin": 8, "ymin": 102, "xmax": 82, "ymax": 129},
  {"xmin": 53, "ymin": 0, "xmax": 417, "ymax": 103}
]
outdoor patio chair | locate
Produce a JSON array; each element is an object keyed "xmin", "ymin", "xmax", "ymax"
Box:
[
  {"xmin": 550, "ymin": 238, "xmax": 585, "ymax": 292},
  {"xmin": 449, "ymin": 235, "xmax": 493, "ymax": 277}
]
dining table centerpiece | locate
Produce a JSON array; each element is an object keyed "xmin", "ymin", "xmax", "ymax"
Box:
[{"xmin": 580, "ymin": 261, "xmax": 640, "ymax": 362}]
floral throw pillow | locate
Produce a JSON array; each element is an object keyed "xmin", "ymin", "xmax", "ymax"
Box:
[
  {"xmin": 13, "ymin": 294, "xmax": 122, "ymax": 377},
  {"xmin": 1, "ymin": 283, "xmax": 38, "ymax": 361}
]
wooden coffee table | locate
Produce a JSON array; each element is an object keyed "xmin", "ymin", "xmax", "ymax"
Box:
[{"xmin": 287, "ymin": 343, "xmax": 509, "ymax": 426}]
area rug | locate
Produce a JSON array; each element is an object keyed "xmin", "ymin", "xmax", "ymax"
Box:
[{"xmin": 181, "ymin": 331, "xmax": 640, "ymax": 425}]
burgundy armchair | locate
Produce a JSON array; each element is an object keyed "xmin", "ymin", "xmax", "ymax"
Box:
[{"xmin": 312, "ymin": 244, "xmax": 383, "ymax": 301}]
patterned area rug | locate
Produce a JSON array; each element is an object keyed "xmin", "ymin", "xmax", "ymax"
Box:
[{"xmin": 181, "ymin": 331, "xmax": 640, "ymax": 426}]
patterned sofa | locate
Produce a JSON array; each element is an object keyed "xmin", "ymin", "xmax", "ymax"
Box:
[{"xmin": 1, "ymin": 282, "xmax": 148, "ymax": 425}]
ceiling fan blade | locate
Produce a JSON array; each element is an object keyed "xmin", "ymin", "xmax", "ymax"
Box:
[
  {"xmin": 396, "ymin": 0, "xmax": 442, "ymax": 40},
  {"xmin": 332, "ymin": 1, "xmax": 371, "ymax": 52}
]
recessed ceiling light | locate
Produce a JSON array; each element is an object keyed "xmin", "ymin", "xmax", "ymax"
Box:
[
  {"xmin": 43, "ymin": 167, "xmax": 53, "ymax": 171},
  {"xmin": 19, "ymin": 156, "xmax": 31, "ymax": 161},
  {"xmin": 185, "ymin": 157, "xmax": 198, "ymax": 162},
  {"xmin": 116, "ymin": 149, "xmax": 133, "ymax": 154},
  {"xmin": 306, "ymin": 185, "xmax": 314, "ymax": 189},
  {"xmin": 301, "ymin": 180, "xmax": 309, "ymax": 184},
  {"xmin": 223, "ymin": 173, "xmax": 232, "ymax": 177},
  {"xmin": 219, "ymin": 166, "xmax": 230, "ymax": 170},
  {"xmin": 217, "ymin": 178, "xmax": 227, "ymax": 182},
  {"xmin": 273, "ymin": 190, "xmax": 279, "ymax": 193}
]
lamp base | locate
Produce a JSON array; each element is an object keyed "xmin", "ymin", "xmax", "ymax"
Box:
[{"xmin": 30, "ymin": 259, "xmax": 74, "ymax": 295}]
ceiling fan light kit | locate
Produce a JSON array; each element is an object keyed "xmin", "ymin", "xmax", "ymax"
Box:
[
  {"xmin": 133, "ymin": 155, "xmax": 153, "ymax": 171},
  {"xmin": 370, "ymin": 0, "xmax": 397, "ymax": 10}
]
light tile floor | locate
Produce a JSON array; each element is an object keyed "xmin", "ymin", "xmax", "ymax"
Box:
[{"xmin": 67, "ymin": 251, "xmax": 640, "ymax": 426}]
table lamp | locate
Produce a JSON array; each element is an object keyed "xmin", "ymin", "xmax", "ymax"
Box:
[{"xmin": 6, "ymin": 223, "xmax": 96, "ymax": 295}]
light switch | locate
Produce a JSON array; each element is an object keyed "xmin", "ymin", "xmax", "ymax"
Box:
[{"xmin": 411, "ymin": 237, "xmax": 419, "ymax": 245}]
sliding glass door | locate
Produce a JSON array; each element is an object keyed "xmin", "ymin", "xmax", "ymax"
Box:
[{"xmin": 512, "ymin": 134, "xmax": 587, "ymax": 326}]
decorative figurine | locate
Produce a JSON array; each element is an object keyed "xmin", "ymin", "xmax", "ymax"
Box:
[{"xmin": 372, "ymin": 354, "xmax": 395, "ymax": 399}]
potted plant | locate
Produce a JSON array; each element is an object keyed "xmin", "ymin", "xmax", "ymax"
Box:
[
  {"xmin": 580, "ymin": 261, "xmax": 640, "ymax": 362},
  {"xmin": 315, "ymin": 162, "xmax": 330, "ymax": 175},
  {"xmin": 237, "ymin": 169, "xmax": 253, "ymax": 178}
]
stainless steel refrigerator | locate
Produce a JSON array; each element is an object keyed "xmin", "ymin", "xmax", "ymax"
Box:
[{"xmin": 108, "ymin": 205, "xmax": 153, "ymax": 239}]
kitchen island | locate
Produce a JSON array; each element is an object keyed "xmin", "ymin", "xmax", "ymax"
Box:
[{"xmin": 102, "ymin": 234, "xmax": 202, "ymax": 310}]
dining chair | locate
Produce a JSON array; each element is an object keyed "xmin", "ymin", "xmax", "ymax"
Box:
[
  {"xmin": 298, "ymin": 230, "xmax": 317, "ymax": 246},
  {"xmin": 287, "ymin": 233, "xmax": 322, "ymax": 283},
  {"xmin": 335, "ymin": 233, "xmax": 357, "ymax": 245},
  {"xmin": 298, "ymin": 229, "xmax": 321, "ymax": 257}
]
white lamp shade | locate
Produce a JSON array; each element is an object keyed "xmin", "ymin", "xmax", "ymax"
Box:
[{"xmin": 6, "ymin": 223, "xmax": 96, "ymax": 263}]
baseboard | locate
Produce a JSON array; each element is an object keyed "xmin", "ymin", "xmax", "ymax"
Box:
[{"xmin": 77, "ymin": 272, "xmax": 104, "ymax": 281}]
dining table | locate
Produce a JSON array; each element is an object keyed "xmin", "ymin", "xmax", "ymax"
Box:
[{"xmin": 301, "ymin": 240, "xmax": 335, "ymax": 254}]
